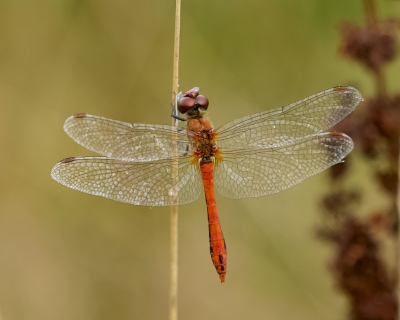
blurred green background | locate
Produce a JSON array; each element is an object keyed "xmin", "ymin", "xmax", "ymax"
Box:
[{"xmin": 0, "ymin": 0, "xmax": 399, "ymax": 319}]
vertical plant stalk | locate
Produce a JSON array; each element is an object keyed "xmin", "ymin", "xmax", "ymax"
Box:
[
  {"xmin": 320, "ymin": 0, "xmax": 400, "ymax": 317},
  {"xmin": 169, "ymin": 0, "xmax": 181, "ymax": 319},
  {"xmin": 363, "ymin": 0, "xmax": 377, "ymax": 27},
  {"xmin": 397, "ymin": 136, "xmax": 400, "ymax": 320},
  {"xmin": 363, "ymin": 0, "xmax": 387, "ymax": 98},
  {"xmin": 363, "ymin": 2, "xmax": 398, "ymax": 316}
]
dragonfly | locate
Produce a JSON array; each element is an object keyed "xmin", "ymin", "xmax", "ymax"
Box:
[{"xmin": 51, "ymin": 85, "xmax": 362, "ymax": 282}]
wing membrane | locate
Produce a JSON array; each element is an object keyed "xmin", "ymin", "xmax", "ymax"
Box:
[
  {"xmin": 215, "ymin": 132, "xmax": 353, "ymax": 199},
  {"xmin": 216, "ymin": 86, "xmax": 362, "ymax": 150},
  {"xmin": 64, "ymin": 114, "xmax": 191, "ymax": 161},
  {"xmin": 51, "ymin": 156, "xmax": 201, "ymax": 206}
]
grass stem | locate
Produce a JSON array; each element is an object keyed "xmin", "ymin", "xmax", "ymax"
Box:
[{"xmin": 169, "ymin": 0, "xmax": 181, "ymax": 319}]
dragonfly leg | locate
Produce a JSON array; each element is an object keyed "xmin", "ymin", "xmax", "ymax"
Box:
[
  {"xmin": 171, "ymin": 93, "xmax": 187, "ymax": 122},
  {"xmin": 170, "ymin": 112, "xmax": 186, "ymax": 122}
]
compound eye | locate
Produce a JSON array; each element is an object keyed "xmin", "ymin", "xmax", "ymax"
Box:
[
  {"xmin": 196, "ymin": 95, "xmax": 209, "ymax": 110},
  {"xmin": 178, "ymin": 97, "xmax": 195, "ymax": 113}
]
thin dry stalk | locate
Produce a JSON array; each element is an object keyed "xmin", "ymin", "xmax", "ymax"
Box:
[{"xmin": 169, "ymin": 0, "xmax": 181, "ymax": 319}]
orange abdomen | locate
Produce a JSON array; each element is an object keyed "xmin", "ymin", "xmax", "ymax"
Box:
[{"xmin": 200, "ymin": 160, "xmax": 227, "ymax": 282}]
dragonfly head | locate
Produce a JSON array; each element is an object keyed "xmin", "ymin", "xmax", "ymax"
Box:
[{"xmin": 178, "ymin": 87, "xmax": 209, "ymax": 115}]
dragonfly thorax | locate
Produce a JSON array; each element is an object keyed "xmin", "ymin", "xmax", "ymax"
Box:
[
  {"xmin": 187, "ymin": 123, "xmax": 220, "ymax": 162},
  {"xmin": 194, "ymin": 131, "xmax": 218, "ymax": 158}
]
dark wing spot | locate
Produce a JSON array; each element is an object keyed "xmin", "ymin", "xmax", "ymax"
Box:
[
  {"xmin": 329, "ymin": 131, "xmax": 344, "ymax": 136},
  {"xmin": 73, "ymin": 113, "xmax": 87, "ymax": 118},
  {"xmin": 60, "ymin": 157, "xmax": 76, "ymax": 163},
  {"xmin": 333, "ymin": 85, "xmax": 349, "ymax": 91}
]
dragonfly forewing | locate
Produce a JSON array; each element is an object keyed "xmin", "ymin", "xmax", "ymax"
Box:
[
  {"xmin": 216, "ymin": 86, "xmax": 362, "ymax": 150},
  {"xmin": 64, "ymin": 114, "xmax": 191, "ymax": 162}
]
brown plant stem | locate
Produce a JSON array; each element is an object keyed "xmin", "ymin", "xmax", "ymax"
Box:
[
  {"xmin": 169, "ymin": 0, "xmax": 181, "ymax": 319},
  {"xmin": 397, "ymin": 156, "xmax": 400, "ymax": 320},
  {"xmin": 363, "ymin": 0, "xmax": 378, "ymax": 27},
  {"xmin": 362, "ymin": 2, "xmax": 399, "ymax": 317},
  {"xmin": 322, "ymin": 0, "xmax": 400, "ymax": 318}
]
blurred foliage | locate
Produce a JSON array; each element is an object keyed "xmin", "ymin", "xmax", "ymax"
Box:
[
  {"xmin": 0, "ymin": 0, "xmax": 399, "ymax": 319},
  {"xmin": 318, "ymin": 2, "xmax": 400, "ymax": 318}
]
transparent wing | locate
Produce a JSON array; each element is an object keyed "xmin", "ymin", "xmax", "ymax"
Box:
[
  {"xmin": 51, "ymin": 156, "xmax": 202, "ymax": 206},
  {"xmin": 64, "ymin": 114, "xmax": 191, "ymax": 161},
  {"xmin": 215, "ymin": 132, "xmax": 353, "ymax": 199},
  {"xmin": 216, "ymin": 86, "xmax": 362, "ymax": 150}
]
